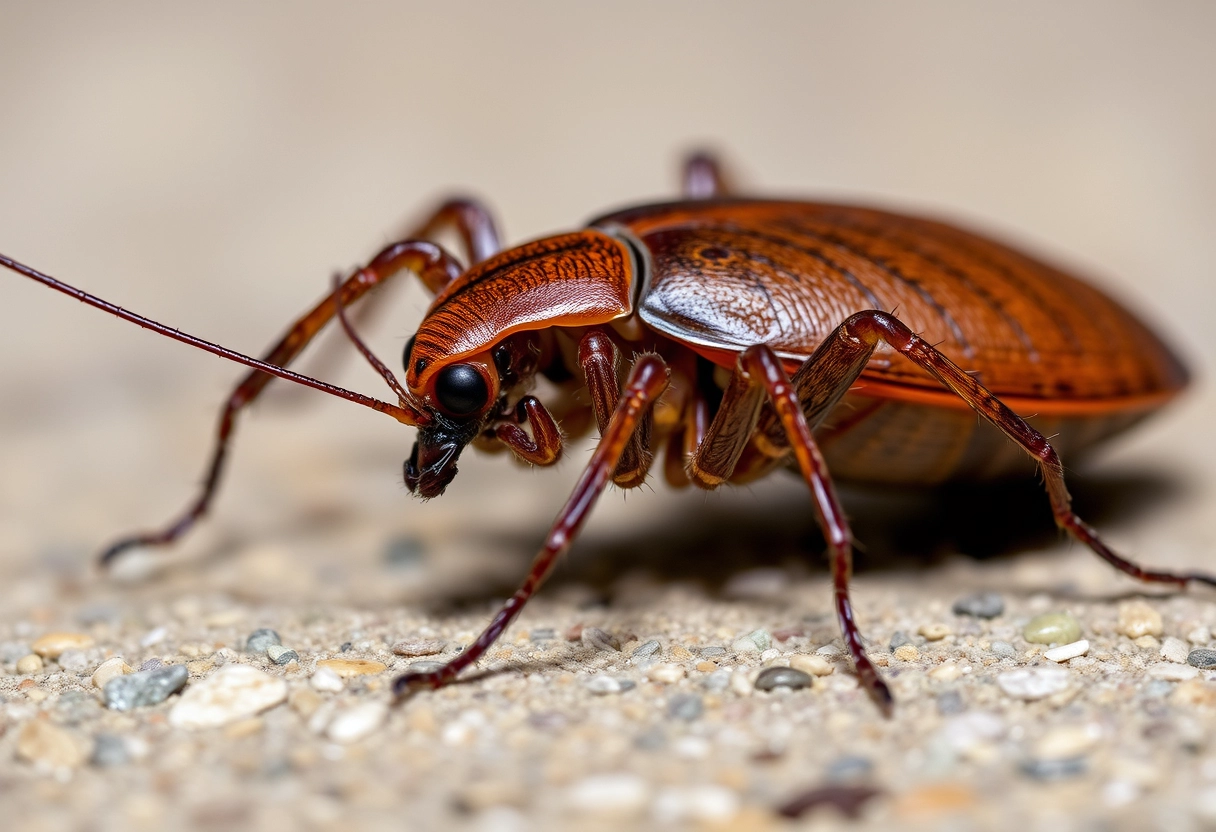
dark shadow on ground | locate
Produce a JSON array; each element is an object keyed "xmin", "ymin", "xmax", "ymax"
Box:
[{"xmin": 430, "ymin": 465, "xmax": 1189, "ymax": 611}]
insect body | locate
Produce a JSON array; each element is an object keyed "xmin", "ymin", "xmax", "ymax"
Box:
[{"xmin": 2, "ymin": 153, "xmax": 1205, "ymax": 714}]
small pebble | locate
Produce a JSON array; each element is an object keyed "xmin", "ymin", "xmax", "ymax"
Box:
[
  {"xmin": 1187, "ymin": 626, "xmax": 1211, "ymax": 645},
  {"xmin": 952, "ymin": 591, "xmax": 1005, "ymax": 619},
  {"xmin": 936, "ymin": 690, "xmax": 966, "ymax": 715},
  {"xmin": 16, "ymin": 720, "xmax": 90, "ymax": 769},
  {"xmin": 1034, "ymin": 724, "xmax": 1101, "ymax": 760},
  {"xmin": 57, "ymin": 649, "xmax": 92, "ymax": 672},
  {"xmin": 889, "ymin": 631, "xmax": 911, "ymax": 650},
  {"xmin": 929, "ymin": 663, "xmax": 963, "ymax": 681},
  {"xmin": 582, "ymin": 628, "xmax": 620, "ymax": 652},
  {"xmin": 894, "ymin": 645, "xmax": 920, "ymax": 662},
  {"xmin": 630, "ymin": 639, "xmax": 661, "ymax": 660},
  {"xmin": 826, "ymin": 755, "xmax": 874, "ymax": 781},
  {"xmin": 1116, "ymin": 600, "xmax": 1163, "ymax": 639},
  {"xmin": 90, "ymin": 734, "xmax": 130, "ymax": 767},
  {"xmin": 1043, "ymin": 639, "xmax": 1090, "ymax": 662},
  {"xmin": 245, "ymin": 628, "xmax": 282, "ymax": 653},
  {"xmin": 391, "ymin": 639, "xmax": 446, "ymax": 657},
  {"xmin": 754, "ymin": 666, "xmax": 814, "ymax": 691},
  {"xmin": 586, "ymin": 675, "xmax": 627, "ymax": 695},
  {"xmin": 326, "ymin": 701, "xmax": 388, "ymax": 743},
  {"xmin": 653, "ymin": 784, "xmax": 739, "ymax": 825},
  {"xmin": 1023, "ymin": 612, "xmax": 1081, "ymax": 645},
  {"xmin": 310, "ymin": 666, "xmax": 345, "ymax": 692},
  {"xmin": 31, "ymin": 632, "xmax": 94, "ymax": 659},
  {"xmin": 990, "ymin": 640, "xmax": 1017, "ymax": 658},
  {"xmin": 789, "ymin": 654, "xmax": 834, "ymax": 676},
  {"xmin": 566, "ymin": 774, "xmax": 649, "ymax": 817},
  {"xmin": 1147, "ymin": 662, "xmax": 1199, "ymax": 681},
  {"xmin": 266, "ymin": 645, "xmax": 299, "ymax": 665},
  {"xmin": 1, "ymin": 641, "xmax": 30, "ymax": 663},
  {"xmin": 139, "ymin": 658, "xmax": 164, "ymax": 672},
  {"xmin": 730, "ymin": 629, "xmax": 771, "ymax": 654},
  {"xmin": 1188, "ymin": 648, "xmax": 1216, "ymax": 669},
  {"xmin": 104, "ymin": 664, "xmax": 189, "ymax": 710},
  {"xmin": 667, "ymin": 693, "xmax": 704, "ymax": 720},
  {"xmin": 16, "ymin": 654, "xmax": 43, "ymax": 674},
  {"xmin": 699, "ymin": 646, "xmax": 726, "ymax": 658},
  {"xmin": 139, "ymin": 626, "xmax": 168, "ymax": 648},
  {"xmin": 529, "ymin": 628, "xmax": 557, "ymax": 642},
  {"xmin": 648, "ymin": 663, "xmax": 686, "ymax": 684},
  {"xmin": 315, "ymin": 658, "xmax": 388, "ymax": 678},
  {"xmin": 169, "ymin": 665, "xmax": 288, "ymax": 729},
  {"xmin": 407, "ymin": 660, "xmax": 445, "ymax": 674},
  {"xmin": 702, "ymin": 669, "xmax": 731, "ymax": 692},
  {"xmin": 1161, "ymin": 637, "xmax": 1190, "ymax": 664},
  {"xmin": 918, "ymin": 623, "xmax": 951, "ymax": 641},
  {"xmin": 1021, "ymin": 757, "xmax": 1087, "ymax": 781},
  {"xmin": 997, "ymin": 666, "xmax": 1071, "ymax": 700}
]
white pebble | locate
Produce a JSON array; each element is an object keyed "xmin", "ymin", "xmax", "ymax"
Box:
[
  {"xmin": 940, "ymin": 712, "xmax": 1006, "ymax": 754},
  {"xmin": 1161, "ymin": 637, "xmax": 1190, "ymax": 664},
  {"xmin": 647, "ymin": 663, "xmax": 685, "ymax": 684},
  {"xmin": 1187, "ymin": 626, "xmax": 1211, "ymax": 645},
  {"xmin": 310, "ymin": 666, "xmax": 345, "ymax": 692},
  {"xmin": 566, "ymin": 774, "xmax": 649, "ymax": 816},
  {"xmin": 91, "ymin": 657, "xmax": 132, "ymax": 689},
  {"xmin": 585, "ymin": 674, "xmax": 623, "ymax": 695},
  {"xmin": 929, "ymin": 662, "xmax": 963, "ymax": 681},
  {"xmin": 1044, "ymin": 639, "xmax": 1090, "ymax": 663},
  {"xmin": 1033, "ymin": 723, "xmax": 1101, "ymax": 760},
  {"xmin": 997, "ymin": 666, "xmax": 1072, "ymax": 700},
  {"xmin": 140, "ymin": 627, "xmax": 168, "ymax": 647},
  {"xmin": 729, "ymin": 669, "xmax": 755, "ymax": 696},
  {"xmin": 789, "ymin": 654, "xmax": 834, "ymax": 676},
  {"xmin": 652, "ymin": 785, "xmax": 739, "ymax": 824},
  {"xmin": 325, "ymin": 701, "xmax": 388, "ymax": 743},
  {"xmin": 168, "ymin": 665, "xmax": 287, "ymax": 729},
  {"xmin": 1147, "ymin": 662, "xmax": 1199, "ymax": 681}
]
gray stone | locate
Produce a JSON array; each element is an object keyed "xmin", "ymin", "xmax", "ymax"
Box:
[
  {"xmin": 667, "ymin": 693, "xmax": 703, "ymax": 721},
  {"xmin": 1188, "ymin": 648, "xmax": 1216, "ymax": 668},
  {"xmin": 936, "ymin": 689, "xmax": 966, "ymax": 715},
  {"xmin": 1021, "ymin": 756, "xmax": 1087, "ymax": 781},
  {"xmin": 104, "ymin": 664, "xmax": 189, "ymax": 711},
  {"xmin": 990, "ymin": 640, "xmax": 1018, "ymax": 658},
  {"xmin": 529, "ymin": 628, "xmax": 557, "ymax": 642},
  {"xmin": 91, "ymin": 734, "xmax": 129, "ymax": 767},
  {"xmin": 699, "ymin": 646, "xmax": 726, "ymax": 658},
  {"xmin": 952, "ymin": 592, "xmax": 1005, "ymax": 619},
  {"xmin": 825, "ymin": 755, "xmax": 873, "ymax": 781},
  {"xmin": 889, "ymin": 631, "xmax": 911, "ymax": 650},
  {"xmin": 245, "ymin": 628, "xmax": 282, "ymax": 653},
  {"xmin": 138, "ymin": 658, "xmax": 164, "ymax": 672},
  {"xmin": 582, "ymin": 628, "xmax": 620, "ymax": 652},
  {"xmin": 266, "ymin": 644, "xmax": 299, "ymax": 665},
  {"xmin": 631, "ymin": 639, "xmax": 661, "ymax": 660},
  {"xmin": 754, "ymin": 666, "xmax": 814, "ymax": 691}
]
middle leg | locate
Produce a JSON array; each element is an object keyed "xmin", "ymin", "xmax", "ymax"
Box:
[{"xmin": 686, "ymin": 345, "xmax": 893, "ymax": 713}]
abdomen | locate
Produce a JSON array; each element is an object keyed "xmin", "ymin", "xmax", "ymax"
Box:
[{"xmin": 595, "ymin": 199, "xmax": 1188, "ymax": 482}]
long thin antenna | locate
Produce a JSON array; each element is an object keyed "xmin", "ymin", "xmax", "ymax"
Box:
[{"xmin": 0, "ymin": 252, "xmax": 421, "ymax": 426}]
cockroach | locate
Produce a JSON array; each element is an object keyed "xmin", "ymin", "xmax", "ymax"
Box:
[{"xmin": 2, "ymin": 152, "xmax": 1207, "ymax": 715}]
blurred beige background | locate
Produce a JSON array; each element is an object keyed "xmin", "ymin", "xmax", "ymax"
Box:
[
  {"xmin": 1, "ymin": 2, "xmax": 1213, "ymax": 557},
  {"xmin": 1, "ymin": 4, "xmax": 1215, "ymax": 828}
]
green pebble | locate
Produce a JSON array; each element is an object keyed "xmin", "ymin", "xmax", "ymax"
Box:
[{"xmin": 1023, "ymin": 612, "xmax": 1081, "ymax": 645}]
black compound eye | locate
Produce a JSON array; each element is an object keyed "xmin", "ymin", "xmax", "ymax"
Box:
[
  {"xmin": 434, "ymin": 363, "xmax": 489, "ymax": 416},
  {"xmin": 402, "ymin": 335, "xmax": 417, "ymax": 373}
]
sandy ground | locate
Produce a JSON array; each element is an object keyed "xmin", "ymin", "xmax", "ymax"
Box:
[{"xmin": 2, "ymin": 4, "xmax": 1216, "ymax": 830}]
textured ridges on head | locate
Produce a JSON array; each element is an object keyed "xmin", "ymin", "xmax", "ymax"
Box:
[{"xmin": 406, "ymin": 230, "xmax": 634, "ymax": 391}]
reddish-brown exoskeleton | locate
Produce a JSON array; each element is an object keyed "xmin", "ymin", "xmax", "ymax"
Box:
[{"xmin": 2, "ymin": 153, "xmax": 1207, "ymax": 715}]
